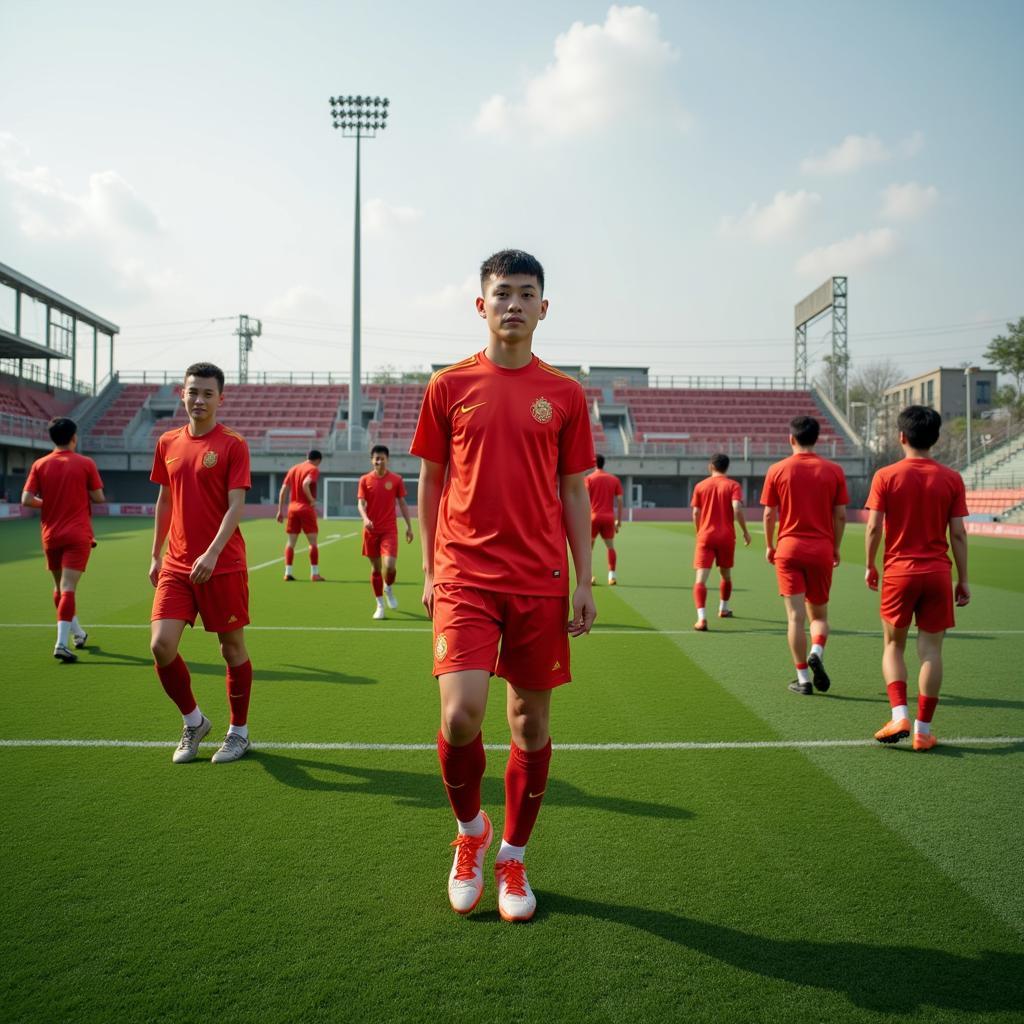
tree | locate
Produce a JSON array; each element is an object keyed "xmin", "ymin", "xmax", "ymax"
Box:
[
  {"xmin": 985, "ymin": 316, "xmax": 1024, "ymax": 396},
  {"xmin": 848, "ymin": 358, "xmax": 905, "ymax": 408}
]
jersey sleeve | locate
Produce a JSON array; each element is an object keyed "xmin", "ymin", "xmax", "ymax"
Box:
[
  {"xmin": 357, "ymin": 474, "xmax": 367, "ymax": 501},
  {"xmin": 150, "ymin": 437, "xmax": 169, "ymax": 486},
  {"xmin": 731, "ymin": 481, "xmax": 742, "ymax": 504},
  {"xmin": 396, "ymin": 476, "xmax": 407, "ymax": 499},
  {"xmin": 227, "ymin": 437, "xmax": 251, "ymax": 491},
  {"xmin": 760, "ymin": 468, "xmax": 778, "ymax": 507},
  {"xmin": 25, "ymin": 461, "xmax": 41, "ymax": 495},
  {"xmin": 834, "ymin": 465, "xmax": 850, "ymax": 505},
  {"xmin": 950, "ymin": 474, "xmax": 968, "ymax": 518},
  {"xmin": 614, "ymin": 476, "xmax": 623, "ymax": 497},
  {"xmin": 558, "ymin": 386, "xmax": 596, "ymax": 476},
  {"xmin": 410, "ymin": 376, "xmax": 451, "ymax": 464},
  {"xmin": 865, "ymin": 470, "xmax": 886, "ymax": 512},
  {"xmin": 690, "ymin": 481, "xmax": 701, "ymax": 507},
  {"xmin": 306, "ymin": 465, "xmax": 320, "ymax": 487},
  {"xmin": 87, "ymin": 458, "xmax": 103, "ymax": 491}
]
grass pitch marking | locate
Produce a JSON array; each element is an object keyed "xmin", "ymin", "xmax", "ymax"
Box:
[{"xmin": 247, "ymin": 531, "xmax": 357, "ymax": 571}]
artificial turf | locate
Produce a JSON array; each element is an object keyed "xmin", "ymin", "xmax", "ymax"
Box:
[{"xmin": 1, "ymin": 515, "xmax": 1022, "ymax": 1023}]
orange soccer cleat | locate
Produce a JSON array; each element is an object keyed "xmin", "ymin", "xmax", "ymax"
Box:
[
  {"xmin": 310, "ymin": 574, "xmax": 327, "ymax": 582},
  {"xmin": 718, "ymin": 609, "xmax": 733, "ymax": 619},
  {"xmin": 447, "ymin": 813, "xmax": 492, "ymax": 915},
  {"xmin": 874, "ymin": 717, "xmax": 911, "ymax": 744},
  {"xmin": 913, "ymin": 731, "xmax": 937, "ymax": 752},
  {"xmin": 693, "ymin": 619, "xmax": 708, "ymax": 632}
]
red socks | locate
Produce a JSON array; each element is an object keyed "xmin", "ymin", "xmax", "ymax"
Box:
[
  {"xmin": 608, "ymin": 549, "xmax": 617, "ymax": 571},
  {"xmin": 812, "ymin": 633, "xmax": 827, "ymax": 648},
  {"xmin": 52, "ymin": 590, "xmax": 60, "ymax": 609},
  {"xmin": 155, "ymin": 655, "xmax": 197, "ymax": 716},
  {"xmin": 917, "ymin": 695, "xmax": 939, "ymax": 723},
  {"xmin": 384, "ymin": 567, "xmax": 396, "ymax": 586},
  {"xmin": 371, "ymin": 571, "xmax": 384, "ymax": 597},
  {"xmin": 309, "ymin": 545, "xmax": 319, "ymax": 566},
  {"xmin": 437, "ymin": 731, "xmax": 486, "ymax": 823},
  {"xmin": 720, "ymin": 579, "xmax": 732, "ymax": 601},
  {"xmin": 693, "ymin": 583, "xmax": 707, "ymax": 610},
  {"xmin": 284, "ymin": 547, "xmax": 294, "ymax": 566},
  {"xmin": 57, "ymin": 592, "xmax": 75, "ymax": 622},
  {"xmin": 504, "ymin": 739, "xmax": 552, "ymax": 846},
  {"xmin": 226, "ymin": 660, "xmax": 253, "ymax": 725},
  {"xmin": 887, "ymin": 680, "xmax": 908, "ymax": 709}
]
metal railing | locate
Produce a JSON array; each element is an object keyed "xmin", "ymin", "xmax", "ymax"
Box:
[{"xmin": 0, "ymin": 410, "xmax": 50, "ymax": 440}]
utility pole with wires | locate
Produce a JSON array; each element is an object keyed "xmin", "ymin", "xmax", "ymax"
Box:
[{"xmin": 235, "ymin": 315, "xmax": 262, "ymax": 384}]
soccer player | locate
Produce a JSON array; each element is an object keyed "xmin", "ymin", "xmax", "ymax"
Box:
[
  {"xmin": 149, "ymin": 362, "xmax": 254, "ymax": 764},
  {"xmin": 413, "ymin": 249, "xmax": 596, "ymax": 923},
  {"xmin": 277, "ymin": 449, "xmax": 325, "ymax": 581},
  {"xmin": 761, "ymin": 415, "xmax": 848, "ymax": 695},
  {"xmin": 21, "ymin": 417, "xmax": 105, "ymax": 663},
  {"xmin": 865, "ymin": 406, "xmax": 970, "ymax": 751},
  {"xmin": 691, "ymin": 453, "xmax": 751, "ymax": 630},
  {"xmin": 358, "ymin": 445, "xmax": 414, "ymax": 620},
  {"xmin": 585, "ymin": 454, "xmax": 624, "ymax": 585}
]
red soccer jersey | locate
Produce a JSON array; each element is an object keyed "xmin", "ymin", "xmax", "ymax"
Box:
[
  {"xmin": 358, "ymin": 470, "xmax": 407, "ymax": 534},
  {"xmin": 760, "ymin": 452, "xmax": 849, "ymax": 559},
  {"xmin": 150, "ymin": 423, "xmax": 251, "ymax": 576},
  {"xmin": 24, "ymin": 450, "xmax": 103, "ymax": 548},
  {"xmin": 284, "ymin": 460, "xmax": 320, "ymax": 512},
  {"xmin": 585, "ymin": 469, "xmax": 623, "ymax": 520},
  {"xmin": 411, "ymin": 351, "xmax": 595, "ymax": 596},
  {"xmin": 866, "ymin": 458, "xmax": 968, "ymax": 575},
  {"xmin": 692, "ymin": 475, "xmax": 742, "ymax": 542}
]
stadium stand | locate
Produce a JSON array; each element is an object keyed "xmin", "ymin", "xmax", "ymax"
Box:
[
  {"xmin": 0, "ymin": 376, "xmax": 76, "ymax": 440},
  {"xmin": 90, "ymin": 384, "xmax": 159, "ymax": 437},
  {"xmin": 965, "ymin": 488, "xmax": 1024, "ymax": 517}
]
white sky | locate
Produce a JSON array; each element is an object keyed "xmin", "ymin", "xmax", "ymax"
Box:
[{"xmin": 1, "ymin": 1, "xmax": 1021, "ymax": 384}]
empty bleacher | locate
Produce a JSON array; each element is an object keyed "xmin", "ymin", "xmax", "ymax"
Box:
[
  {"xmin": 0, "ymin": 376, "xmax": 76, "ymax": 441},
  {"xmin": 965, "ymin": 488, "xmax": 1024, "ymax": 517},
  {"xmin": 90, "ymin": 384, "xmax": 159, "ymax": 437},
  {"xmin": 366, "ymin": 383, "xmax": 426, "ymax": 448}
]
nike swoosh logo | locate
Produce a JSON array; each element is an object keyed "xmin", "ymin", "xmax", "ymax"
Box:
[
  {"xmin": 528, "ymin": 790, "xmax": 546, "ymax": 799},
  {"xmin": 460, "ymin": 402, "xmax": 486, "ymax": 414},
  {"xmin": 165, "ymin": 457, "xmax": 181, "ymax": 464}
]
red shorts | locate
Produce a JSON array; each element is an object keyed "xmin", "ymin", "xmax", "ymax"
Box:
[
  {"xmin": 591, "ymin": 516, "xmax": 616, "ymax": 541},
  {"xmin": 431, "ymin": 583, "xmax": 571, "ymax": 691},
  {"xmin": 151, "ymin": 569, "xmax": 250, "ymax": 633},
  {"xmin": 286, "ymin": 506, "xmax": 318, "ymax": 535},
  {"xmin": 775, "ymin": 555, "xmax": 833, "ymax": 605},
  {"xmin": 694, "ymin": 536, "xmax": 735, "ymax": 570},
  {"xmin": 881, "ymin": 570, "xmax": 955, "ymax": 633},
  {"xmin": 45, "ymin": 541, "xmax": 93, "ymax": 573},
  {"xmin": 363, "ymin": 529, "xmax": 398, "ymax": 559}
]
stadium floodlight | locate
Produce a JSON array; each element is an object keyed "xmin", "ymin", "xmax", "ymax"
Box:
[
  {"xmin": 964, "ymin": 365, "xmax": 980, "ymax": 468},
  {"xmin": 329, "ymin": 94, "xmax": 390, "ymax": 450}
]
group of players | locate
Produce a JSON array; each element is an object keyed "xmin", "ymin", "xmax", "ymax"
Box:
[{"xmin": 21, "ymin": 249, "xmax": 971, "ymax": 922}]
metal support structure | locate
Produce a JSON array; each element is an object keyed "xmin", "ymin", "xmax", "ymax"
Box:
[
  {"xmin": 234, "ymin": 315, "xmax": 262, "ymax": 384},
  {"xmin": 794, "ymin": 322, "xmax": 807, "ymax": 387},
  {"xmin": 832, "ymin": 276, "xmax": 849, "ymax": 415},
  {"xmin": 964, "ymin": 365, "xmax": 978, "ymax": 468},
  {"xmin": 793, "ymin": 275, "xmax": 848, "ymax": 398}
]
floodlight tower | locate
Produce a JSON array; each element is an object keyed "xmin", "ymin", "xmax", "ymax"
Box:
[
  {"xmin": 329, "ymin": 94, "xmax": 389, "ymax": 450},
  {"xmin": 235, "ymin": 314, "xmax": 262, "ymax": 384}
]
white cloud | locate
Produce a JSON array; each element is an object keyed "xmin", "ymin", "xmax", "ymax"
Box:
[
  {"xmin": 800, "ymin": 130, "xmax": 925, "ymax": 175},
  {"xmin": 363, "ymin": 197, "xmax": 422, "ymax": 234},
  {"xmin": 880, "ymin": 181, "xmax": 939, "ymax": 221},
  {"xmin": 796, "ymin": 228, "xmax": 898, "ymax": 277},
  {"xmin": 263, "ymin": 285, "xmax": 339, "ymax": 323},
  {"xmin": 719, "ymin": 190, "xmax": 822, "ymax": 242},
  {"xmin": 416, "ymin": 274, "xmax": 479, "ymax": 311},
  {"xmin": 474, "ymin": 5, "xmax": 685, "ymax": 142}
]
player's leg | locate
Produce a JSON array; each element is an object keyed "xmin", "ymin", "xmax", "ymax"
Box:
[
  {"xmin": 283, "ymin": 531, "xmax": 299, "ymax": 580},
  {"xmin": 382, "ymin": 555, "xmax": 399, "ymax": 609},
  {"xmin": 53, "ymin": 566, "xmax": 84, "ymax": 658},
  {"xmin": 693, "ymin": 562, "xmax": 711, "ymax": 630},
  {"xmin": 718, "ymin": 566, "xmax": 733, "ymax": 616},
  {"xmin": 912, "ymin": 629, "xmax": 945, "ymax": 751},
  {"xmin": 603, "ymin": 528, "xmax": 617, "ymax": 585},
  {"xmin": 367, "ymin": 554, "xmax": 385, "ymax": 618},
  {"xmin": 805, "ymin": 600, "xmax": 831, "ymax": 692},
  {"xmin": 212, "ymin": 626, "xmax": 252, "ymax": 762},
  {"xmin": 151, "ymin": 614, "xmax": 210, "ymax": 762},
  {"xmin": 874, "ymin": 619, "xmax": 912, "ymax": 743},
  {"xmin": 305, "ymin": 530, "xmax": 324, "ymax": 581},
  {"xmin": 783, "ymin": 592, "xmax": 813, "ymax": 694},
  {"xmin": 589, "ymin": 521, "xmax": 599, "ymax": 584}
]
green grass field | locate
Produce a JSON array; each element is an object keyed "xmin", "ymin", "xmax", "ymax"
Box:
[{"xmin": 1, "ymin": 515, "xmax": 1022, "ymax": 1024}]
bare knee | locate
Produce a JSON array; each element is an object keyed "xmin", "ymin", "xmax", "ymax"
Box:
[
  {"xmin": 150, "ymin": 635, "xmax": 177, "ymax": 665},
  {"xmin": 219, "ymin": 637, "xmax": 248, "ymax": 666},
  {"xmin": 442, "ymin": 705, "xmax": 484, "ymax": 745}
]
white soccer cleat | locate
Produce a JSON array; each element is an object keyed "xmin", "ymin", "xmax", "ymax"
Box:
[
  {"xmin": 384, "ymin": 585, "xmax": 398, "ymax": 610},
  {"xmin": 495, "ymin": 859, "xmax": 537, "ymax": 922},
  {"xmin": 608, "ymin": 570, "xmax": 617, "ymax": 586},
  {"xmin": 211, "ymin": 732, "xmax": 250, "ymax": 764},
  {"xmin": 53, "ymin": 644, "xmax": 77, "ymax": 663},
  {"xmin": 172, "ymin": 716, "xmax": 211, "ymax": 764},
  {"xmin": 372, "ymin": 604, "xmax": 386, "ymax": 620},
  {"xmin": 448, "ymin": 813, "xmax": 492, "ymax": 914},
  {"xmin": 72, "ymin": 631, "xmax": 89, "ymax": 649}
]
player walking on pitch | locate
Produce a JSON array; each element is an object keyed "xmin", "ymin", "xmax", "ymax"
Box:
[
  {"xmin": 585, "ymin": 454, "xmax": 623, "ymax": 585},
  {"xmin": 22, "ymin": 417, "xmax": 105, "ymax": 663},
  {"xmin": 277, "ymin": 449, "xmax": 325, "ymax": 581},
  {"xmin": 866, "ymin": 406, "xmax": 970, "ymax": 751},
  {"xmin": 149, "ymin": 363, "xmax": 254, "ymax": 764},
  {"xmin": 761, "ymin": 416, "xmax": 848, "ymax": 695},
  {"xmin": 412, "ymin": 249, "xmax": 596, "ymax": 922},
  {"xmin": 691, "ymin": 453, "xmax": 750, "ymax": 630},
  {"xmin": 358, "ymin": 445, "xmax": 413, "ymax": 619}
]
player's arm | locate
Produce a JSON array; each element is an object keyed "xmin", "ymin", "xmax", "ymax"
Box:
[
  {"xmin": 21, "ymin": 489, "xmax": 43, "ymax": 509},
  {"xmin": 615, "ymin": 492, "xmax": 624, "ymax": 532},
  {"xmin": 358, "ymin": 496, "xmax": 373, "ymax": 532},
  {"xmin": 763, "ymin": 506, "xmax": 777, "ymax": 563},
  {"xmin": 302, "ymin": 475, "xmax": 316, "ymax": 506},
  {"xmin": 150, "ymin": 485, "xmax": 172, "ymax": 586},
  {"xmin": 418, "ymin": 458, "xmax": 446, "ymax": 618},
  {"xmin": 90, "ymin": 487, "xmax": 106, "ymax": 503},
  {"xmin": 864, "ymin": 509, "xmax": 883, "ymax": 590},
  {"xmin": 832, "ymin": 503, "xmax": 847, "ymax": 566},
  {"xmin": 190, "ymin": 488, "xmax": 246, "ymax": 585},
  {"xmin": 733, "ymin": 500, "xmax": 751, "ymax": 546},
  {"xmin": 398, "ymin": 497, "xmax": 414, "ymax": 543},
  {"xmin": 949, "ymin": 516, "xmax": 970, "ymax": 606},
  {"xmin": 276, "ymin": 482, "xmax": 288, "ymax": 523},
  {"xmin": 562, "ymin": 471, "xmax": 596, "ymax": 636}
]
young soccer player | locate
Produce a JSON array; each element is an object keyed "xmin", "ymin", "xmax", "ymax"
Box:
[
  {"xmin": 865, "ymin": 406, "xmax": 970, "ymax": 751},
  {"xmin": 413, "ymin": 249, "xmax": 596, "ymax": 923},
  {"xmin": 585, "ymin": 454, "xmax": 624, "ymax": 585},
  {"xmin": 358, "ymin": 445, "xmax": 414, "ymax": 619},
  {"xmin": 149, "ymin": 362, "xmax": 254, "ymax": 764},
  {"xmin": 277, "ymin": 449, "xmax": 325, "ymax": 581},
  {"xmin": 761, "ymin": 416, "xmax": 848, "ymax": 694},
  {"xmin": 22, "ymin": 417, "xmax": 106, "ymax": 662},
  {"xmin": 691, "ymin": 453, "xmax": 751, "ymax": 630}
]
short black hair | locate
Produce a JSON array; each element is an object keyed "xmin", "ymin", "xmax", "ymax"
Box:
[
  {"xmin": 371, "ymin": 444, "xmax": 390, "ymax": 457},
  {"xmin": 480, "ymin": 249, "xmax": 544, "ymax": 295},
  {"xmin": 307, "ymin": 449, "xmax": 323, "ymax": 462},
  {"xmin": 184, "ymin": 362, "xmax": 225, "ymax": 393},
  {"xmin": 898, "ymin": 405, "xmax": 942, "ymax": 450},
  {"xmin": 48, "ymin": 417, "xmax": 77, "ymax": 446},
  {"xmin": 595, "ymin": 454, "xmax": 606, "ymax": 469},
  {"xmin": 789, "ymin": 415, "xmax": 820, "ymax": 446},
  {"xmin": 710, "ymin": 453, "xmax": 730, "ymax": 472}
]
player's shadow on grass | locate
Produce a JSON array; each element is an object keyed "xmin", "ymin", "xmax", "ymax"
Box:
[
  {"xmin": 252, "ymin": 752, "xmax": 691, "ymax": 821},
  {"xmin": 75, "ymin": 646, "xmax": 154, "ymax": 667},
  {"xmin": 880, "ymin": 739, "xmax": 1024, "ymax": 759},
  {"xmin": 538, "ymin": 894, "xmax": 1024, "ymax": 1014},
  {"xmin": 186, "ymin": 662, "xmax": 378, "ymax": 686}
]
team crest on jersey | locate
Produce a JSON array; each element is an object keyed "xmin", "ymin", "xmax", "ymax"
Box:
[
  {"xmin": 384, "ymin": 480, "xmax": 393, "ymax": 491},
  {"xmin": 202, "ymin": 451, "xmax": 218, "ymax": 469},
  {"xmin": 531, "ymin": 397, "xmax": 553, "ymax": 424},
  {"xmin": 434, "ymin": 633, "xmax": 449, "ymax": 661}
]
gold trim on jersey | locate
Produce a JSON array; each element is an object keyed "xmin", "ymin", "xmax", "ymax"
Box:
[
  {"xmin": 537, "ymin": 359, "xmax": 578, "ymax": 382},
  {"xmin": 430, "ymin": 354, "xmax": 479, "ymax": 382}
]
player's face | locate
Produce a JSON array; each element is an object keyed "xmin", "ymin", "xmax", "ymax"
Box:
[
  {"xmin": 182, "ymin": 375, "xmax": 222, "ymax": 429},
  {"xmin": 476, "ymin": 274, "xmax": 547, "ymax": 343},
  {"xmin": 371, "ymin": 451, "xmax": 389, "ymax": 475}
]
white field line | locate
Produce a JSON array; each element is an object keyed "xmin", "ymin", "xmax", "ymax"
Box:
[
  {"xmin": 0, "ymin": 737, "xmax": 1020, "ymax": 752},
  {"xmin": 247, "ymin": 531, "xmax": 357, "ymax": 571}
]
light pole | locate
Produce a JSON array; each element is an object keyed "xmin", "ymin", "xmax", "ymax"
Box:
[
  {"xmin": 330, "ymin": 94, "xmax": 389, "ymax": 450},
  {"xmin": 964, "ymin": 365, "xmax": 979, "ymax": 469}
]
